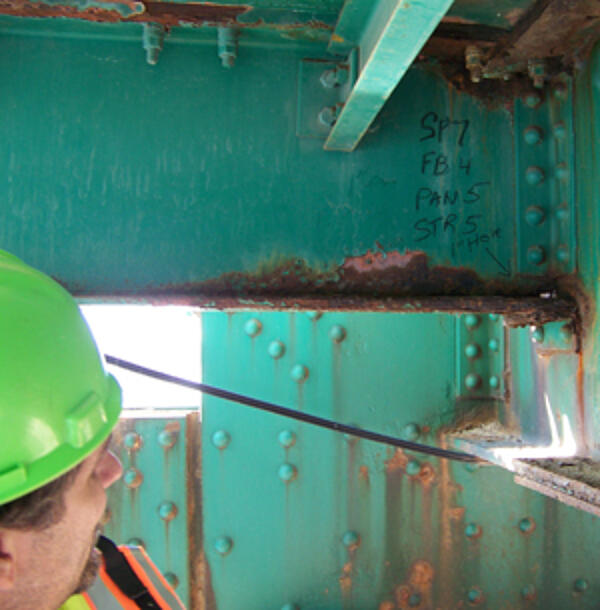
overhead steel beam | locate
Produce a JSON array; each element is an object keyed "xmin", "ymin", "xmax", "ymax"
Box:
[{"xmin": 324, "ymin": 0, "xmax": 454, "ymax": 152}]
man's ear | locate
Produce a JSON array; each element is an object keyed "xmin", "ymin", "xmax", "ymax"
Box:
[{"xmin": 0, "ymin": 530, "xmax": 16, "ymax": 590}]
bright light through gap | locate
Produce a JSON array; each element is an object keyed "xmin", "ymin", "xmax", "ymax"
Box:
[{"xmin": 81, "ymin": 305, "xmax": 202, "ymax": 410}]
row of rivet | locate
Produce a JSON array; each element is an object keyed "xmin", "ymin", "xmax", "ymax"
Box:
[
  {"xmin": 123, "ymin": 429, "xmax": 178, "ymax": 451},
  {"xmin": 521, "ymin": 83, "xmax": 571, "ymax": 269},
  {"xmin": 464, "ymin": 578, "xmax": 589, "ymax": 605},
  {"xmin": 461, "ymin": 314, "xmax": 503, "ymax": 393}
]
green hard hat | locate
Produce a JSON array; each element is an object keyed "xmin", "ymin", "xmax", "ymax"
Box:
[{"xmin": 0, "ymin": 251, "xmax": 121, "ymax": 505}]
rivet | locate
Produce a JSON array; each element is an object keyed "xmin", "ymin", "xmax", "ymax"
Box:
[
  {"xmin": 158, "ymin": 501, "xmax": 178, "ymax": 522},
  {"xmin": 244, "ymin": 318, "xmax": 262, "ymax": 337},
  {"xmin": 553, "ymin": 122, "xmax": 567, "ymax": 139},
  {"xmin": 521, "ymin": 584, "xmax": 536, "ymax": 600},
  {"xmin": 489, "ymin": 313, "xmax": 500, "ymax": 322},
  {"xmin": 124, "ymin": 432, "xmax": 142, "ymax": 451},
  {"xmin": 342, "ymin": 530, "xmax": 360, "ymax": 549},
  {"xmin": 278, "ymin": 430, "xmax": 296, "ymax": 448},
  {"xmin": 164, "ymin": 572, "xmax": 179, "ymax": 589},
  {"xmin": 406, "ymin": 460, "xmax": 421, "ymax": 476},
  {"xmin": 556, "ymin": 203, "xmax": 569, "ymax": 221},
  {"xmin": 488, "ymin": 338, "xmax": 500, "ymax": 352},
  {"xmin": 278, "ymin": 463, "xmax": 297, "ymax": 482},
  {"xmin": 519, "ymin": 516, "xmax": 535, "ymax": 534},
  {"xmin": 531, "ymin": 326, "xmax": 544, "ymax": 343},
  {"xmin": 555, "ymin": 163, "xmax": 569, "ymax": 181},
  {"xmin": 268, "ymin": 340, "xmax": 286, "ymax": 359},
  {"xmin": 158, "ymin": 429, "xmax": 177, "ymax": 449},
  {"xmin": 291, "ymin": 364, "xmax": 309, "ymax": 383},
  {"xmin": 465, "ymin": 343, "xmax": 481, "ymax": 360},
  {"xmin": 524, "ymin": 93, "xmax": 541, "ymax": 108},
  {"xmin": 553, "ymin": 83, "xmax": 568, "ymax": 101},
  {"xmin": 402, "ymin": 423, "xmax": 421, "ymax": 442},
  {"xmin": 306, "ymin": 311, "xmax": 322, "ymax": 321},
  {"xmin": 127, "ymin": 537, "xmax": 145, "ymax": 549},
  {"xmin": 560, "ymin": 323, "xmax": 573, "ymax": 342},
  {"xmin": 281, "ymin": 605, "xmax": 300, "ymax": 610},
  {"xmin": 465, "ymin": 373, "xmax": 482, "ymax": 390},
  {"xmin": 573, "ymin": 578, "xmax": 589, "ymax": 593},
  {"xmin": 465, "ymin": 523, "xmax": 482, "ymax": 539},
  {"xmin": 467, "ymin": 587, "xmax": 484, "ymax": 604},
  {"xmin": 464, "ymin": 314, "xmax": 480, "ymax": 329},
  {"xmin": 523, "ymin": 126, "xmax": 543, "ymax": 145},
  {"xmin": 408, "ymin": 593, "xmax": 422, "ymax": 607},
  {"xmin": 464, "ymin": 462, "xmax": 479, "ymax": 473},
  {"xmin": 527, "ymin": 245, "xmax": 546, "ymax": 265},
  {"xmin": 489, "ymin": 375, "xmax": 500, "ymax": 390},
  {"xmin": 329, "ymin": 324, "xmax": 346, "ymax": 343},
  {"xmin": 525, "ymin": 166, "xmax": 545, "ymax": 186},
  {"xmin": 214, "ymin": 536, "xmax": 233, "ymax": 556},
  {"xmin": 212, "ymin": 430, "xmax": 230, "ymax": 450},
  {"xmin": 123, "ymin": 467, "xmax": 143, "ymax": 489},
  {"xmin": 525, "ymin": 205, "xmax": 545, "ymax": 226},
  {"xmin": 557, "ymin": 246, "xmax": 569, "ymax": 263}
]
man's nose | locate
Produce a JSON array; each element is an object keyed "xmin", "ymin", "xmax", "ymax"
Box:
[{"xmin": 98, "ymin": 450, "xmax": 123, "ymax": 489}]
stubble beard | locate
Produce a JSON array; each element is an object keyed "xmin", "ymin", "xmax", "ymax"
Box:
[{"xmin": 72, "ymin": 526, "xmax": 103, "ymax": 594}]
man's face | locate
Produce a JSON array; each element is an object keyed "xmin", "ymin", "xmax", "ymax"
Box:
[{"xmin": 21, "ymin": 438, "xmax": 123, "ymax": 609}]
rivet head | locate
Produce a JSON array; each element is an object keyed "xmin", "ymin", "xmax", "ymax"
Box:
[
  {"xmin": 525, "ymin": 206, "xmax": 545, "ymax": 226},
  {"xmin": 406, "ymin": 460, "xmax": 421, "ymax": 476},
  {"xmin": 214, "ymin": 536, "xmax": 233, "ymax": 556},
  {"xmin": 278, "ymin": 430, "xmax": 296, "ymax": 448},
  {"xmin": 464, "ymin": 462, "xmax": 479, "ymax": 473},
  {"xmin": 488, "ymin": 338, "xmax": 500, "ymax": 352},
  {"xmin": 278, "ymin": 463, "xmax": 297, "ymax": 482},
  {"xmin": 306, "ymin": 311, "xmax": 322, "ymax": 321},
  {"xmin": 127, "ymin": 537, "xmax": 145, "ymax": 549},
  {"xmin": 212, "ymin": 430, "xmax": 230, "ymax": 450},
  {"xmin": 557, "ymin": 246, "xmax": 569, "ymax": 263},
  {"xmin": 281, "ymin": 605, "xmax": 300, "ymax": 610},
  {"xmin": 573, "ymin": 578, "xmax": 589, "ymax": 593},
  {"xmin": 342, "ymin": 530, "xmax": 360, "ymax": 549},
  {"xmin": 553, "ymin": 122, "xmax": 567, "ymax": 139},
  {"xmin": 519, "ymin": 516, "xmax": 535, "ymax": 534},
  {"xmin": 164, "ymin": 573, "xmax": 179, "ymax": 589},
  {"xmin": 123, "ymin": 467, "xmax": 143, "ymax": 489},
  {"xmin": 158, "ymin": 429, "xmax": 177, "ymax": 449},
  {"xmin": 553, "ymin": 83, "xmax": 568, "ymax": 100},
  {"xmin": 465, "ymin": 523, "xmax": 482, "ymax": 539},
  {"xmin": 523, "ymin": 126, "xmax": 543, "ymax": 145},
  {"xmin": 521, "ymin": 584, "xmax": 536, "ymax": 600},
  {"xmin": 524, "ymin": 93, "xmax": 541, "ymax": 108},
  {"xmin": 531, "ymin": 326, "xmax": 545, "ymax": 343},
  {"xmin": 291, "ymin": 364, "xmax": 309, "ymax": 383},
  {"xmin": 525, "ymin": 166, "xmax": 545, "ymax": 186},
  {"xmin": 158, "ymin": 501, "xmax": 178, "ymax": 522},
  {"xmin": 489, "ymin": 375, "xmax": 500, "ymax": 390},
  {"xmin": 464, "ymin": 314, "xmax": 480, "ymax": 329},
  {"xmin": 465, "ymin": 373, "xmax": 482, "ymax": 390},
  {"xmin": 124, "ymin": 432, "xmax": 142, "ymax": 451},
  {"xmin": 556, "ymin": 203, "xmax": 569, "ymax": 221},
  {"xmin": 555, "ymin": 163, "xmax": 569, "ymax": 181},
  {"xmin": 268, "ymin": 340, "xmax": 286, "ymax": 359},
  {"xmin": 465, "ymin": 343, "xmax": 481, "ymax": 360},
  {"xmin": 527, "ymin": 245, "xmax": 546, "ymax": 265},
  {"xmin": 489, "ymin": 313, "xmax": 500, "ymax": 322},
  {"xmin": 244, "ymin": 318, "xmax": 262, "ymax": 337},
  {"xmin": 329, "ymin": 324, "xmax": 346, "ymax": 343},
  {"xmin": 560, "ymin": 323, "xmax": 573, "ymax": 342},
  {"xmin": 408, "ymin": 593, "xmax": 422, "ymax": 607},
  {"xmin": 467, "ymin": 587, "xmax": 484, "ymax": 604},
  {"xmin": 402, "ymin": 423, "xmax": 421, "ymax": 442}
]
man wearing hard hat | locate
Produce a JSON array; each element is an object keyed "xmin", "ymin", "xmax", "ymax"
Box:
[{"xmin": 0, "ymin": 252, "xmax": 185, "ymax": 609}]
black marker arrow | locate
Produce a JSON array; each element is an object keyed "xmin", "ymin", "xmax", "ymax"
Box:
[{"xmin": 485, "ymin": 247, "xmax": 510, "ymax": 277}]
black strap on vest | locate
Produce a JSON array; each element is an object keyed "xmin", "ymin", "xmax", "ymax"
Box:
[{"xmin": 96, "ymin": 535, "xmax": 162, "ymax": 609}]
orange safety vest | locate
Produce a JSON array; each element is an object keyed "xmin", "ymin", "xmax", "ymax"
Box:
[{"xmin": 61, "ymin": 538, "xmax": 185, "ymax": 610}]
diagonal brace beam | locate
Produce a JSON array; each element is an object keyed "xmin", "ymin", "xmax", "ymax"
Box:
[{"xmin": 324, "ymin": 0, "xmax": 454, "ymax": 152}]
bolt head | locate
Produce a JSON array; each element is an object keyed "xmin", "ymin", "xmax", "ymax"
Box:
[
  {"xmin": 489, "ymin": 375, "xmax": 500, "ymax": 390},
  {"xmin": 278, "ymin": 463, "xmax": 297, "ymax": 482},
  {"xmin": 465, "ymin": 343, "xmax": 481, "ymax": 360},
  {"xmin": 124, "ymin": 432, "xmax": 142, "ymax": 451},
  {"xmin": 523, "ymin": 126, "xmax": 543, "ymax": 145},
  {"xmin": 488, "ymin": 338, "xmax": 500, "ymax": 352},
  {"xmin": 525, "ymin": 166, "xmax": 545, "ymax": 186},
  {"xmin": 519, "ymin": 516, "xmax": 535, "ymax": 534},
  {"xmin": 329, "ymin": 324, "xmax": 346, "ymax": 343},
  {"xmin": 306, "ymin": 311, "xmax": 322, "ymax": 321},
  {"xmin": 268, "ymin": 340, "xmax": 286, "ymax": 359},
  {"xmin": 557, "ymin": 246, "xmax": 570, "ymax": 263},
  {"xmin": 465, "ymin": 373, "xmax": 482, "ymax": 390},
  {"xmin": 465, "ymin": 523, "xmax": 482, "ymax": 538},
  {"xmin": 573, "ymin": 578, "xmax": 589, "ymax": 593},
  {"xmin": 406, "ymin": 460, "xmax": 421, "ymax": 476},
  {"xmin": 527, "ymin": 245, "xmax": 546, "ymax": 265},
  {"xmin": 402, "ymin": 423, "xmax": 421, "ymax": 442},
  {"xmin": 467, "ymin": 587, "xmax": 484, "ymax": 604},
  {"xmin": 291, "ymin": 364, "xmax": 309, "ymax": 383},
  {"xmin": 214, "ymin": 536, "xmax": 233, "ymax": 556},
  {"xmin": 158, "ymin": 501, "xmax": 178, "ymax": 522},
  {"xmin": 553, "ymin": 122, "xmax": 567, "ymax": 139},
  {"xmin": 123, "ymin": 467, "xmax": 143, "ymax": 489},
  {"xmin": 165, "ymin": 572, "xmax": 179, "ymax": 589},
  {"xmin": 158, "ymin": 430, "xmax": 176, "ymax": 449},
  {"xmin": 342, "ymin": 530, "xmax": 360, "ymax": 549},
  {"xmin": 281, "ymin": 605, "xmax": 300, "ymax": 610},
  {"xmin": 555, "ymin": 163, "xmax": 569, "ymax": 181},
  {"xmin": 525, "ymin": 206, "xmax": 545, "ymax": 226},
  {"xmin": 464, "ymin": 314, "xmax": 480, "ymax": 329},
  {"xmin": 212, "ymin": 430, "xmax": 231, "ymax": 450},
  {"xmin": 488, "ymin": 314, "xmax": 500, "ymax": 322},
  {"xmin": 278, "ymin": 430, "xmax": 296, "ymax": 448},
  {"xmin": 524, "ymin": 93, "xmax": 541, "ymax": 108},
  {"xmin": 244, "ymin": 318, "xmax": 262, "ymax": 337}
]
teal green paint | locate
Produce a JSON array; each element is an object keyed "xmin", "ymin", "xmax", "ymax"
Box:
[
  {"xmin": 576, "ymin": 42, "xmax": 600, "ymax": 458},
  {"xmin": 324, "ymin": 0, "xmax": 455, "ymax": 151},
  {"xmin": 0, "ymin": 22, "xmax": 520, "ymax": 294},
  {"xmin": 327, "ymin": 0, "xmax": 375, "ymax": 56},
  {"xmin": 105, "ymin": 417, "xmax": 190, "ymax": 608},
  {"xmin": 446, "ymin": 0, "xmax": 535, "ymax": 29}
]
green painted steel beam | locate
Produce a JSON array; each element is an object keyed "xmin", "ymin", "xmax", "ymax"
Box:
[{"xmin": 324, "ymin": 0, "xmax": 454, "ymax": 152}]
